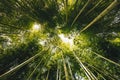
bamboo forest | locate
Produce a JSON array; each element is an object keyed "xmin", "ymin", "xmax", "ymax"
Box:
[{"xmin": 0, "ymin": 0, "xmax": 120, "ymax": 80}]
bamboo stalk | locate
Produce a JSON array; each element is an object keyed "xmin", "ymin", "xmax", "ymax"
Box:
[
  {"xmin": 35, "ymin": 70, "xmax": 41, "ymax": 80},
  {"xmin": 61, "ymin": 53, "xmax": 69, "ymax": 80},
  {"xmin": 84, "ymin": 70, "xmax": 92, "ymax": 80},
  {"xmin": 71, "ymin": 0, "xmax": 91, "ymax": 27},
  {"xmin": 67, "ymin": 61, "xmax": 75, "ymax": 80},
  {"xmin": 88, "ymin": 66, "xmax": 108, "ymax": 80},
  {"xmin": 80, "ymin": 61, "xmax": 95, "ymax": 80},
  {"xmin": 65, "ymin": 0, "xmax": 68, "ymax": 24},
  {"xmin": 86, "ymin": 63, "xmax": 116, "ymax": 80},
  {"xmin": 73, "ymin": 52, "xmax": 96, "ymax": 80},
  {"xmin": 56, "ymin": 62, "xmax": 59, "ymax": 80},
  {"xmin": 85, "ymin": 0, "xmax": 103, "ymax": 16},
  {"xmin": 46, "ymin": 70, "xmax": 50, "ymax": 80},
  {"xmin": 0, "ymin": 50, "xmax": 45, "ymax": 79},
  {"xmin": 35, "ymin": 50, "xmax": 52, "ymax": 79},
  {"xmin": 79, "ymin": 0, "xmax": 118, "ymax": 33},
  {"xmin": 93, "ymin": 52, "xmax": 120, "ymax": 67},
  {"xmin": 16, "ymin": 0, "xmax": 40, "ymax": 23},
  {"xmin": 27, "ymin": 58, "xmax": 44, "ymax": 80},
  {"xmin": 86, "ymin": 66, "xmax": 98, "ymax": 80},
  {"xmin": 73, "ymin": 52, "xmax": 93, "ymax": 80},
  {"xmin": 59, "ymin": 66, "xmax": 61, "ymax": 80}
]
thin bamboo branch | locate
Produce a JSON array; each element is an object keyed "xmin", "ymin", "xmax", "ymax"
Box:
[
  {"xmin": 79, "ymin": 0, "xmax": 119, "ymax": 33},
  {"xmin": 71, "ymin": 0, "xmax": 91, "ymax": 27}
]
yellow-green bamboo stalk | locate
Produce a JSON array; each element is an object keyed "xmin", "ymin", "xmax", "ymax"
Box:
[
  {"xmin": 84, "ymin": 70, "xmax": 92, "ymax": 80},
  {"xmin": 61, "ymin": 53, "xmax": 69, "ymax": 80},
  {"xmin": 0, "ymin": 50, "xmax": 45, "ymax": 79},
  {"xmin": 71, "ymin": 0, "xmax": 91, "ymax": 27},
  {"xmin": 80, "ymin": 0, "xmax": 119, "ymax": 33}
]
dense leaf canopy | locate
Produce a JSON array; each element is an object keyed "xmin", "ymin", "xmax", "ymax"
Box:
[{"xmin": 0, "ymin": 0, "xmax": 120, "ymax": 80}]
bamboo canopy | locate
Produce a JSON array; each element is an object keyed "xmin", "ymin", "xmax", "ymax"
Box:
[{"xmin": 0, "ymin": 0, "xmax": 120, "ymax": 80}]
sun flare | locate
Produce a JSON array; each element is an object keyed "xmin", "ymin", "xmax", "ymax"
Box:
[
  {"xmin": 58, "ymin": 34, "xmax": 74, "ymax": 49},
  {"xmin": 32, "ymin": 23, "xmax": 41, "ymax": 31}
]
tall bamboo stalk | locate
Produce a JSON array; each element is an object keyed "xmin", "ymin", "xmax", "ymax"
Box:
[
  {"xmin": 46, "ymin": 70, "xmax": 49, "ymax": 80},
  {"xmin": 0, "ymin": 50, "xmax": 45, "ymax": 79},
  {"xmin": 27, "ymin": 58, "xmax": 44, "ymax": 80},
  {"xmin": 73, "ymin": 52, "xmax": 97, "ymax": 80},
  {"xmin": 85, "ymin": 0, "xmax": 103, "ymax": 16},
  {"xmin": 59, "ymin": 66, "xmax": 61, "ymax": 80},
  {"xmin": 71, "ymin": 0, "xmax": 91, "ymax": 27},
  {"xmin": 56, "ymin": 62, "xmax": 59, "ymax": 80},
  {"xmin": 86, "ymin": 63, "xmax": 117, "ymax": 80},
  {"xmin": 93, "ymin": 51, "xmax": 120, "ymax": 67},
  {"xmin": 80, "ymin": 0, "xmax": 119, "ymax": 33},
  {"xmin": 67, "ymin": 61, "xmax": 75, "ymax": 80},
  {"xmin": 65, "ymin": 0, "xmax": 68, "ymax": 24},
  {"xmin": 61, "ymin": 53, "xmax": 69, "ymax": 80}
]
